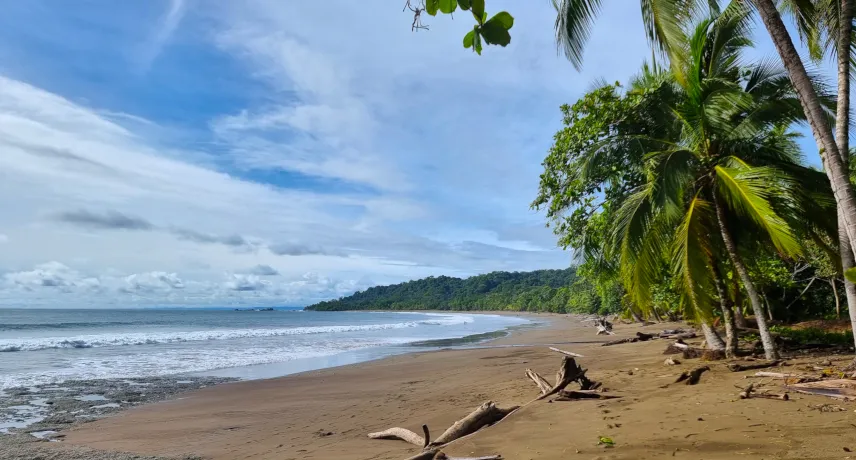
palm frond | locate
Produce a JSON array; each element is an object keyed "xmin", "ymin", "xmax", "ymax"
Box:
[
  {"xmin": 553, "ymin": 0, "xmax": 604, "ymax": 70},
  {"xmin": 713, "ymin": 162, "xmax": 802, "ymax": 256},
  {"xmin": 672, "ymin": 195, "xmax": 717, "ymax": 321}
]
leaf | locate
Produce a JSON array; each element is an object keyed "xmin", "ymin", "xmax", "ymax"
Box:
[
  {"xmin": 471, "ymin": 0, "xmax": 485, "ymax": 23},
  {"xmin": 463, "ymin": 29, "xmax": 475, "ymax": 49},
  {"xmin": 671, "ymin": 196, "xmax": 717, "ymax": 321},
  {"xmin": 481, "ymin": 16, "xmax": 512, "ymax": 46},
  {"xmin": 714, "ymin": 164, "xmax": 802, "ymax": 257},
  {"xmin": 473, "ymin": 27, "xmax": 483, "ymax": 54},
  {"xmin": 486, "ymin": 11, "xmax": 514, "ymax": 29},
  {"xmin": 425, "ymin": 0, "xmax": 439, "ymax": 16},
  {"xmin": 845, "ymin": 267, "xmax": 856, "ymax": 284},
  {"xmin": 439, "ymin": 0, "xmax": 457, "ymax": 14},
  {"xmin": 597, "ymin": 436, "xmax": 615, "ymax": 447},
  {"xmin": 457, "ymin": 0, "xmax": 471, "ymax": 10}
]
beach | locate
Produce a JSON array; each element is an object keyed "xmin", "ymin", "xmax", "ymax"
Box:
[{"xmin": 3, "ymin": 314, "xmax": 854, "ymax": 459}]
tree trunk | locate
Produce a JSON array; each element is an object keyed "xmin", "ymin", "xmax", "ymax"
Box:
[
  {"xmin": 831, "ymin": 279, "xmax": 841, "ymax": 320},
  {"xmin": 734, "ymin": 302, "xmax": 748, "ymax": 328},
  {"xmin": 713, "ymin": 195, "xmax": 779, "ymax": 359},
  {"xmin": 627, "ymin": 305, "xmax": 645, "ymax": 323},
  {"xmin": 700, "ymin": 321, "xmax": 726, "ymax": 350},
  {"xmin": 754, "ymin": 0, "xmax": 856, "ymax": 261},
  {"xmin": 763, "ymin": 294, "xmax": 774, "ymax": 322},
  {"xmin": 713, "ymin": 265, "xmax": 738, "ymax": 358},
  {"xmin": 836, "ymin": 0, "xmax": 856, "ymax": 351}
]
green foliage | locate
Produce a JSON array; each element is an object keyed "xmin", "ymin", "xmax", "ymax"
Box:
[
  {"xmin": 304, "ymin": 268, "xmax": 612, "ymax": 313},
  {"xmin": 770, "ymin": 326, "xmax": 854, "ymax": 346},
  {"xmin": 414, "ymin": 0, "xmax": 513, "ymax": 53}
]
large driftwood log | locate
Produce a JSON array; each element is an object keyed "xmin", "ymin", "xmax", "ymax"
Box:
[
  {"xmin": 548, "ymin": 347, "xmax": 585, "ymax": 358},
  {"xmin": 603, "ymin": 337, "xmax": 636, "ymax": 346},
  {"xmin": 525, "ymin": 369, "xmax": 552, "ymax": 395},
  {"xmin": 554, "ymin": 390, "xmax": 620, "ymax": 401},
  {"xmin": 528, "ymin": 357, "xmax": 599, "ymax": 399},
  {"xmin": 431, "ymin": 402, "xmax": 517, "ymax": 446},
  {"xmin": 785, "ymin": 379, "xmax": 856, "ymax": 400},
  {"xmin": 727, "ymin": 361, "xmax": 782, "ymax": 372}
]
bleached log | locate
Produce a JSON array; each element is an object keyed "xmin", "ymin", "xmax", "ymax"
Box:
[
  {"xmin": 525, "ymin": 369, "xmax": 552, "ymax": 395},
  {"xmin": 369, "ymin": 425, "xmax": 428, "ymax": 447},
  {"xmin": 548, "ymin": 347, "xmax": 585, "ymax": 358},
  {"xmin": 431, "ymin": 402, "xmax": 517, "ymax": 446}
]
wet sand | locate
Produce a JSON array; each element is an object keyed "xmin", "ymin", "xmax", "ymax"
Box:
[{"xmin": 31, "ymin": 315, "xmax": 856, "ymax": 459}]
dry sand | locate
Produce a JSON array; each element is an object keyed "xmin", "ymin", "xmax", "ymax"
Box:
[{"xmin": 49, "ymin": 315, "xmax": 856, "ymax": 459}]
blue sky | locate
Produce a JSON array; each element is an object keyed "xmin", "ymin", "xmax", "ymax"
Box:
[{"xmin": 0, "ymin": 1, "xmax": 829, "ymax": 307}]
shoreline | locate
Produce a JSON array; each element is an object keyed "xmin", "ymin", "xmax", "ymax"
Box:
[
  {"xmin": 9, "ymin": 315, "xmax": 856, "ymax": 459},
  {"xmin": 0, "ymin": 311, "xmax": 548, "ymax": 459}
]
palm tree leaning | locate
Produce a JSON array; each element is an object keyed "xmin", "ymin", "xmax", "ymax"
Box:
[
  {"xmin": 554, "ymin": 0, "xmax": 856, "ymax": 265},
  {"xmin": 610, "ymin": 5, "xmax": 827, "ymax": 360},
  {"xmin": 787, "ymin": 0, "xmax": 856, "ymax": 352}
]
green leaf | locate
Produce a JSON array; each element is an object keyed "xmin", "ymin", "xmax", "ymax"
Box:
[
  {"xmin": 845, "ymin": 267, "xmax": 856, "ymax": 284},
  {"xmin": 597, "ymin": 436, "xmax": 615, "ymax": 447},
  {"xmin": 439, "ymin": 0, "xmax": 457, "ymax": 14},
  {"xmin": 471, "ymin": 0, "xmax": 485, "ymax": 23},
  {"xmin": 486, "ymin": 11, "xmax": 514, "ymax": 29},
  {"xmin": 457, "ymin": 0, "xmax": 471, "ymax": 10},
  {"xmin": 473, "ymin": 26, "xmax": 483, "ymax": 54},
  {"xmin": 714, "ymin": 164, "xmax": 801, "ymax": 257},
  {"xmin": 671, "ymin": 196, "xmax": 717, "ymax": 321},
  {"xmin": 481, "ymin": 16, "xmax": 513, "ymax": 46},
  {"xmin": 463, "ymin": 30, "xmax": 475, "ymax": 49},
  {"xmin": 425, "ymin": 0, "xmax": 439, "ymax": 16}
]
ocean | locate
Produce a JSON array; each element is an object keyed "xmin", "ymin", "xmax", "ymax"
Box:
[{"xmin": 0, "ymin": 308, "xmax": 530, "ymax": 389}]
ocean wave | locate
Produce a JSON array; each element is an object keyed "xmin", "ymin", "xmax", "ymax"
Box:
[
  {"xmin": 0, "ymin": 321, "xmax": 171, "ymax": 331},
  {"xmin": 0, "ymin": 315, "xmax": 473, "ymax": 352}
]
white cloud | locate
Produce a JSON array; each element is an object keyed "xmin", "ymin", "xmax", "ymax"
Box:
[
  {"xmin": 0, "ymin": 1, "xmax": 658, "ymax": 307},
  {"xmin": 124, "ymin": 271, "xmax": 185, "ymax": 292},
  {"xmin": 136, "ymin": 0, "xmax": 187, "ymax": 71}
]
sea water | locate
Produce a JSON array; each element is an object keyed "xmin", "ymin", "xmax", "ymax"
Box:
[{"xmin": 0, "ymin": 308, "xmax": 529, "ymax": 388}]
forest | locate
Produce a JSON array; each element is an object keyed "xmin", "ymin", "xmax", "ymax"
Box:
[{"xmin": 303, "ymin": 268, "xmax": 615, "ymax": 313}]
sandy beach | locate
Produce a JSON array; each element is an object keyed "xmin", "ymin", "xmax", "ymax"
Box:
[{"xmin": 13, "ymin": 314, "xmax": 856, "ymax": 460}]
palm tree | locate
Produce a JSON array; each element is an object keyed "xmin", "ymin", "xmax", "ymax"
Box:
[
  {"xmin": 554, "ymin": 0, "xmax": 856, "ymax": 280},
  {"xmin": 782, "ymin": 0, "xmax": 856, "ymax": 352},
  {"xmin": 609, "ymin": 4, "xmax": 827, "ymax": 359}
]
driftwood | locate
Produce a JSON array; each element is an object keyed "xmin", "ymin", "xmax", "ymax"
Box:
[
  {"xmin": 663, "ymin": 340, "xmax": 691, "ymax": 355},
  {"xmin": 674, "ymin": 366, "xmax": 710, "ymax": 385},
  {"xmin": 372, "ymin": 402, "xmax": 513, "ymax": 460},
  {"xmin": 664, "ymin": 357, "xmax": 680, "ymax": 366},
  {"xmin": 594, "ymin": 317, "xmax": 614, "ymax": 335},
  {"xmin": 785, "ymin": 379, "xmax": 856, "ymax": 400},
  {"xmin": 603, "ymin": 337, "xmax": 636, "ymax": 346},
  {"xmin": 602, "ymin": 331, "xmax": 657, "ymax": 347},
  {"xmin": 751, "ymin": 371, "xmax": 818, "ymax": 383},
  {"xmin": 432, "ymin": 454, "xmax": 503, "ymax": 460},
  {"xmin": 525, "ymin": 369, "xmax": 552, "ymax": 395},
  {"xmin": 527, "ymin": 356, "xmax": 599, "ymax": 400},
  {"xmin": 660, "ymin": 331, "xmax": 697, "ymax": 340},
  {"xmin": 738, "ymin": 382, "xmax": 755, "ymax": 399},
  {"xmin": 554, "ymin": 390, "xmax": 620, "ymax": 401},
  {"xmin": 432, "ymin": 402, "xmax": 517, "ymax": 445},
  {"xmin": 548, "ymin": 347, "xmax": 585, "ymax": 358},
  {"xmin": 727, "ymin": 361, "xmax": 782, "ymax": 372},
  {"xmin": 369, "ymin": 425, "xmax": 430, "ymax": 446}
]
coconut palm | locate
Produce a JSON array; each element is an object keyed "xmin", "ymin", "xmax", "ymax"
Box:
[
  {"xmin": 554, "ymin": 0, "xmax": 856, "ymax": 284},
  {"xmin": 780, "ymin": 0, "xmax": 856, "ymax": 351},
  {"xmin": 607, "ymin": 4, "xmax": 835, "ymax": 359}
]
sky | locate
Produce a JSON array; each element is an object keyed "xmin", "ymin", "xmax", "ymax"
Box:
[{"xmin": 0, "ymin": 1, "xmax": 825, "ymax": 308}]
